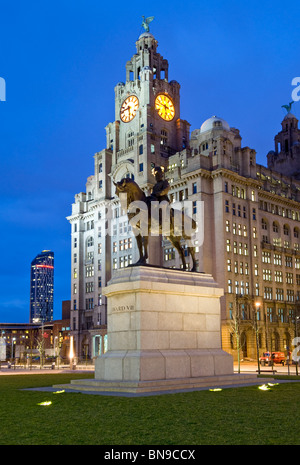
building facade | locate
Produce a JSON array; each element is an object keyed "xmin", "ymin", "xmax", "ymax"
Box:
[
  {"xmin": 30, "ymin": 250, "xmax": 54, "ymax": 323},
  {"xmin": 167, "ymin": 112, "xmax": 300, "ymax": 360},
  {"xmin": 0, "ymin": 301, "xmax": 71, "ymax": 363},
  {"xmin": 68, "ymin": 30, "xmax": 300, "ymax": 361},
  {"xmin": 0, "ymin": 320, "xmax": 69, "ymax": 363}
]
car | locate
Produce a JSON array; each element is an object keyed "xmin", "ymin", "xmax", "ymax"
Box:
[{"xmin": 259, "ymin": 351, "xmax": 286, "ymax": 366}]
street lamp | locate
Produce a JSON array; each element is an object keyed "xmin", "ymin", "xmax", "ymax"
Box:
[
  {"xmin": 11, "ymin": 337, "xmax": 16, "ymax": 367},
  {"xmin": 255, "ymin": 302, "xmax": 261, "ymax": 374},
  {"xmin": 69, "ymin": 335, "xmax": 75, "ymax": 369},
  {"xmin": 54, "ymin": 336, "xmax": 59, "ymax": 369},
  {"xmin": 294, "ymin": 310, "xmax": 299, "ymax": 375}
]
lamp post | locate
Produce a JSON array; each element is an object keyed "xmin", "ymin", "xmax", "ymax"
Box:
[
  {"xmin": 69, "ymin": 335, "xmax": 75, "ymax": 370},
  {"xmin": 293, "ymin": 306, "xmax": 300, "ymax": 376},
  {"xmin": 254, "ymin": 302, "xmax": 261, "ymax": 375},
  {"xmin": 296, "ymin": 314, "xmax": 299, "ymax": 376},
  {"xmin": 0, "ymin": 330, "xmax": 5, "ymax": 370},
  {"xmin": 54, "ymin": 336, "xmax": 59, "ymax": 369},
  {"xmin": 11, "ymin": 337, "xmax": 16, "ymax": 368}
]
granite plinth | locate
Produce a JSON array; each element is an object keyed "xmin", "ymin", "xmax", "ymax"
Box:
[
  {"xmin": 95, "ymin": 266, "xmax": 234, "ymax": 383},
  {"xmin": 54, "ymin": 267, "xmax": 258, "ymax": 395}
]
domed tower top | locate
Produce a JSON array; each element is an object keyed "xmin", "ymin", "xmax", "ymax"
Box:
[
  {"xmin": 281, "ymin": 112, "xmax": 299, "ymax": 131},
  {"xmin": 275, "ymin": 111, "xmax": 299, "ymax": 153},
  {"xmin": 267, "ymin": 107, "xmax": 300, "ymax": 179},
  {"xmin": 136, "ymin": 32, "xmax": 158, "ymax": 53},
  {"xmin": 125, "ymin": 16, "xmax": 168, "ymax": 81},
  {"xmin": 200, "ymin": 115, "xmax": 230, "ymax": 133}
]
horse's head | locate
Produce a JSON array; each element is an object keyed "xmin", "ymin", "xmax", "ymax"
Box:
[
  {"xmin": 114, "ymin": 178, "xmax": 134, "ymax": 196},
  {"xmin": 114, "ymin": 178, "xmax": 146, "ymax": 201},
  {"xmin": 113, "ymin": 177, "xmax": 143, "ymax": 210}
]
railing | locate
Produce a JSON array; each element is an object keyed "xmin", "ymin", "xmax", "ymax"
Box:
[
  {"xmin": 261, "ymin": 241, "xmax": 300, "ymax": 255},
  {"xmin": 116, "ymin": 146, "xmax": 134, "ymax": 160}
]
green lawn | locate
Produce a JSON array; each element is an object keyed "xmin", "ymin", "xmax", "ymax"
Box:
[{"xmin": 0, "ymin": 373, "xmax": 299, "ymax": 445}]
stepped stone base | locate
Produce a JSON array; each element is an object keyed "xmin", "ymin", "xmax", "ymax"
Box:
[
  {"xmin": 94, "ymin": 348, "xmax": 234, "ymax": 382},
  {"xmin": 53, "ymin": 373, "xmax": 268, "ymax": 395},
  {"xmin": 54, "ymin": 267, "xmax": 266, "ymax": 396}
]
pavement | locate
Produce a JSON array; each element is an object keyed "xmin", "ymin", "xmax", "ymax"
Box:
[
  {"xmin": 0, "ymin": 364, "xmax": 94, "ymax": 375},
  {"xmin": 233, "ymin": 360, "xmax": 300, "ymax": 376},
  {"xmin": 0, "ymin": 361, "xmax": 298, "ymax": 376},
  {"xmin": 1, "ymin": 362, "xmax": 300, "ymax": 397}
]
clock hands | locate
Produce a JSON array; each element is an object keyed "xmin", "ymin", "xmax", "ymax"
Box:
[
  {"xmin": 120, "ymin": 96, "xmax": 139, "ymax": 122},
  {"xmin": 155, "ymin": 94, "xmax": 175, "ymax": 120},
  {"xmin": 124, "ymin": 105, "xmax": 132, "ymax": 115}
]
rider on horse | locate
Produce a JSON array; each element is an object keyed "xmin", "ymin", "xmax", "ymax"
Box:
[{"xmin": 148, "ymin": 166, "xmax": 170, "ymax": 204}]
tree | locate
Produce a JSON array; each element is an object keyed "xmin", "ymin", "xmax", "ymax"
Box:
[
  {"xmin": 229, "ymin": 295, "xmax": 243, "ymax": 373},
  {"xmin": 35, "ymin": 326, "xmax": 46, "ymax": 368}
]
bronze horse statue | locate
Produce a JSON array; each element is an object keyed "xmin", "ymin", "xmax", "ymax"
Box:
[{"xmin": 114, "ymin": 178, "xmax": 197, "ymax": 271}]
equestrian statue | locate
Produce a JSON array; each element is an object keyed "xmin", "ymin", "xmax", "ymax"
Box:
[{"xmin": 114, "ymin": 166, "xmax": 197, "ymax": 271}]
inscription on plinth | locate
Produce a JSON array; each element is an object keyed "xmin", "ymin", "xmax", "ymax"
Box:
[{"xmin": 112, "ymin": 305, "xmax": 135, "ymax": 313}]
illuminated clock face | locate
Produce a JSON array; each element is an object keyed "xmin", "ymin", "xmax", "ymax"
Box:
[
  {"xmin": 155, "ymin": 94, "xmax": 175, "ymax": 121},
  {"xmin": 120, "ymin": 95, "xmax": 139, "ymax": 122}
]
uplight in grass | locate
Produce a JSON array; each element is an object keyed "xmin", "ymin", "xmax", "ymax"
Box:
[
  {"xmin": 53, "ymin": 390, "xmax": 65, "ymax": 394},
  {"xmin": 209, "ymin": 388, "xmax": 223, "ymax": 391},
  {"xmin": 37, "ymin": 401, "xmax": 52, "ymax": 406},
  {"xmin": 258, "ymin": 384, "xmax": 270, "ymax": 391},
  {"xmin": 268, "ymin": 383, "xmax": 279, "ymax": 387}
]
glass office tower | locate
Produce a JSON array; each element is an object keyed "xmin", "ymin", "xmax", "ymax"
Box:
[{"xmin": 30, "ymin": 250, "xmax": 54, "ymax": 323}]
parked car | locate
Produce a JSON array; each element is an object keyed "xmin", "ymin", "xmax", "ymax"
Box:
[{"xmin": 259, "ymin": 352, "xmax": 286, "ymax": 366}]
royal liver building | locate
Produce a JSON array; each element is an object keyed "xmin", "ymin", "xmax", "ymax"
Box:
[{"xmin": 69, "ymin": 27, "xmax": 300, "ymax": 362}]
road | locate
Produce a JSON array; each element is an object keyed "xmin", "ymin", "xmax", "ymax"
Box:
[
  {"xmin": 0, "ymin": 362, "xmax": 299, "ymax": 376},
  {"xmin": 0, "ymin": 363, "xmax": 94, "ymax": 375},
  {"xmin": 234, "ymin": 361, "xmax": 299, "ymax": 376}
]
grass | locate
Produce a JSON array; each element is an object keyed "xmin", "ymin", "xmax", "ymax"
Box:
[{"xmin": 0, "ymin": 372, "xmax": 300, "ymax": 445}]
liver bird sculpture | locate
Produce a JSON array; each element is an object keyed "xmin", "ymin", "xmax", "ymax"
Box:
[
  {"xmin": 141, "ymin": 16, "xmax": 154, "ymax": 32},
  {"xmin": 281, "ymin": 101, "xmax": 294, "ymax": 113}
]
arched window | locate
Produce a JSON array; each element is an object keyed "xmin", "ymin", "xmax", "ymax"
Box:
[
  {"xmin": 273, "ymin": 221, "xmax": 279, "ymax": 233},
  {"xmin": 87, "ymin": 236, "xmax": 94, "ymax": 247},
  {"xmin": 127, "ymin": 131, "xmax": 134, "ymax": 147},
  {"xmin": 160, "ymin": 129, "xmax": 168, "ymax": 146},
  {"xmin": 261, "ymin": 218, "xmax": 268, "ymax": 230}
]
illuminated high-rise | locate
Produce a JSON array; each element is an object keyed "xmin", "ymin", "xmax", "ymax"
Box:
[{"xmin": 29, "ymin": 250, "xmax": 54, "ymax": 323}]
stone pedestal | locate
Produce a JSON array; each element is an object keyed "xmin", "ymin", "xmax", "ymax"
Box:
[
  {"xmin": 54, "ymin": 266, "xmax": 261, "ymax": 394},
  {"xmin": 95, "ymin": 266, "xmax": 233, "ymax": 381}
]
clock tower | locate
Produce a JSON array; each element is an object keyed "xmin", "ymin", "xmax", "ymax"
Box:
[
  {"xmin": 69, "ymin": 26, "xmax": 191, "ymax": 359},
  {"xmin": 105, "ymin": 31, "xmax": 190, "ymax": 190}
]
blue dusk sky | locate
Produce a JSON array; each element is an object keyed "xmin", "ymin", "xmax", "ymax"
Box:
[{"xmin": 0, "ymin": 0, "xmax": 300, "ymax": 322}]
